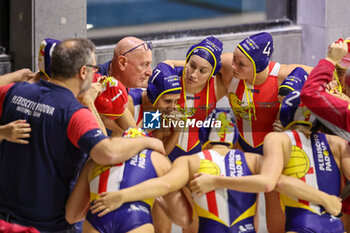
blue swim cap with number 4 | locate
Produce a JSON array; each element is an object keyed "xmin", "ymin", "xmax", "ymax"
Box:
[{"xmin": 238, "ymin": 32, "xmax": 274, "ymax": 74}]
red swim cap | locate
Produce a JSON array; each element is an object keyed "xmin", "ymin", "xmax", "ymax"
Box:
[{"xmin": 94, "ymin": 77, "xmax": 128, "ymax": 120}]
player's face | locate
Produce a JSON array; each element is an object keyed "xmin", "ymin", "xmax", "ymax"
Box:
[
  {"xmin": 123, "ymin": 49, "xmax": 152, "ymax": 88},
  {"xmin": 185, "ymin": 55, "xmax": 213, "ymax": 91},
  {"xmin": 232, "ymin": 48, "xmax": 254, "ymax": 81},
  {"xmin": 155, "ymin": 94, "xmax": 180, "ymax": 115},
  {"xmin": 81, "ymin": 53, "xmax": 96, "ymax": 93}
]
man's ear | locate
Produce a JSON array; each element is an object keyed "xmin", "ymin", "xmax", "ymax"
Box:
[
  {"xmin": 118, "ymin": 56, "xmax": 127, "ymax": 71},
  {"xmin": 80, "ymin": 65, "xmax": 87, "ymax": 80}
]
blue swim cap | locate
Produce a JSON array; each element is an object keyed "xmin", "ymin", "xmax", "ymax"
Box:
[
  {"xmin": 280, "ymin": 91, "xmax": 316, "ymax": 130},
  {"xmin": 186, "ymin": 36, "xmax": 223, "ymax": 77},
  {"xmin": 238, "ymin": 32, "xmax": 274, "ymax": 74},
  {"xmin": 199, "ymin": 108, "xmax": 239, "ymax": 149},
  {"xmin": 279, "ymin": 67, "xmax": 308, "ymax": 96},
  {"xmin": 147, "ymin": 62, "xmax": 181, "ymax": 107},
  {"xmin": 38, "ymin": 38, "xmax": 61, "ymax": 79}
]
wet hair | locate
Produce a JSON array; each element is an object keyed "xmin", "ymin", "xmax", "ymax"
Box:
[{"xmin": 311, "ymin": 120, "xmax": 336, "ymax": 135}]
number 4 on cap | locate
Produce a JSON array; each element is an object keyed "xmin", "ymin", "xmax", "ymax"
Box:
[{"xmin": 263, "ymin": 41, "xmax": 271, "ymax": 56}]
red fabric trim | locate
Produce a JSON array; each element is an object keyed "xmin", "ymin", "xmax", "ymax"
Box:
[
  {"xmin": 67, "ymin": 108, "xmax": 100, "ymax": 148},
  {"xmin": 0, "ymin": 83, "xmax": 15, "ymax": 118}
]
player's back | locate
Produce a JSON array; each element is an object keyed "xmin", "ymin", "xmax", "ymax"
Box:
[
  {"xmin": 281, "ymin": 130, "xmax": 344, "ymax": 232},
  {"xmin": 193, "ymin": 149, "xmax": 257, "ymax": 233},
  {"xmin": 87, "ymin": 149, "xmax": 158, "ymax": 233}
]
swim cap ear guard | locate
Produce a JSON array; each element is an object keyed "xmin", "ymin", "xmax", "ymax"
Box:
[
  {"xmin": 38, "ymin": 38, "xmax": 61, "ymax": 79},
  {"xmin": 186, "ymin": 36, "xmax": 223, "ymax": 77},
  {"xmin": 278, "ymin": 67, "xmax": 308, "ymax": 96},
  {"xmin": 238, "ymin": 32, "xmax": 274, "ymax": 74},
  {"xmin": 147, "ymin": 62, "xmax": 181, "ymax": 107},
  {"xmin": 94, "ymin": 77, "xmax": 128, "ymax": 120},
  {"xmin": 280, "ymin": 91, "xmax": 316, "ymax": 130},
  {"xmin": 199, "ymin": 108, "xmax": 239, "ymax": 149},
  {"xmin": 122, "ymin": 127, "xmax": 149, "ymax": 138}
]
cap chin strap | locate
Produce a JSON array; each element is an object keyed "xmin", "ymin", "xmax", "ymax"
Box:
[
  {"xmin": 238, "ymin": 44, "xmax": 258, "ymax": 123},
  {"xmin": 331, "ymin": 65, "xmax": 344, "ymax": 94},
  {"xmin": 243, "ymin": 80, "xmax": 257, "ymax": 124},
  {"xmin": 39, "ymin": 69, "xmax": 51, "ymax": 80},
  {"xmin": 181, "ymin": 55, "xmax": 214, "ymax": 122}
]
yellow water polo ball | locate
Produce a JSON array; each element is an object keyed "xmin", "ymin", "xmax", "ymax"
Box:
[
  {"xmin": 198, "ymin": 159, "xmax": 221, "ymax": 176},
  {"xmin": 283, "ymin": 146, "xmax": 310, "ymax": 179}
]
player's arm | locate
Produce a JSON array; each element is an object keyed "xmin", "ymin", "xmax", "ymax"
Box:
[
  {"xmin": 77, "ymin": 83, "xmax": 107, "ymax": 136},
  {"xmin": 90, "ymin": 135, "xmax": 165, "ymax": 165},
  {"xmin": 278, "ymin": 64, "xmax": 313, "ymax": 86},
  {"xmin": 163, "ymin": 130, "xmax": 180, "ymax": 156},
  {"xmin": 68, "ymin": 107, "xmax": 165, "ymax": 166},
  {"xmin": 300, "ymin": 43, "xmax": 350, "ymax": 134},
  {"xmin": 0, "ymin": 69, "xmax": 35, "ymax": 86},
  {"xmin": 190, "ymin": 132, "xmax": 287, "ymax": 195},
  {"xmin": 151, "ymin": 152, "xmax": 193, "ymax": 227},
  {"xmin": 76, "ymin": 84, "xmax": 165, "ymax": 164},
  {"xmin": 112, "ymin": 108, "xmax": 137, "ymax": 135},
  {"xmin": 332, "ymin": 135, "xmax": 350, "ymax": 181},
  {"xmin": 275, "ymin": 175, "xmax": 342, "ymax": 216},
  {"xmin": 151, "ymin": 126, "xmax": 180, "ymax": 156},
  {"xmin": 162, "ymin": 60, "xmax": 186, "ymax": 68},
  {"xmin": 65, "ymin": 159, "xmax": 95, "ymax": 224},
  {"xmin": 247, "ymin": 152, "xmax": 341, "ymax": 215}
]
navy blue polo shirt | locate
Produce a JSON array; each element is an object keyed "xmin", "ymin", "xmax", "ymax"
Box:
[{"xmin": 0, "ymin": 80, "xmax": 107, "ymax": 231}]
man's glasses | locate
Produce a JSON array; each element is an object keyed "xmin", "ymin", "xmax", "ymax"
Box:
[
  {"xmin": 86, "ymin": 64, "xmax": 100, "ymax": 74},
  {"xmin": 122, "ymin": 42, "xmax": 153, "ymax": 56}
]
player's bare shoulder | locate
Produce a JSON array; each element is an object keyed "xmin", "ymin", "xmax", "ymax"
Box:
[{"xmin": 326, "ymin": 134, "xmax": 349, "ymax": 158}]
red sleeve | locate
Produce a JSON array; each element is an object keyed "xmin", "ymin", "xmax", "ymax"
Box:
[
  {"xmin": 0, "ymin": 83, "xmax": 15, "ymax": 118},
  {"xmin": 301, "ymin": 59, "xmax": 350, "ymax": 132},
  {"xmin": 67, "ymin": 108, "xmax": 101, "ymax": 148}
]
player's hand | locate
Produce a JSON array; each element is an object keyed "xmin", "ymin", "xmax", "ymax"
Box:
[
  {"xmin": 26, "ymin": 71, "xmax": 42, "ymax": 83},
  {"xmin": 326, "ymin": 80, "xmax": 341, "ymax": 94},
  {"xmin": 272, "ymin": 120, "xmax": 284, "ymax": 132},
  {"xmin": 189, "ymin": 172, "xmax": 216, "ymax": 197},
  {"xmin": 164, "ymin": 110, "xmax": 183, "ymax": 131},
  {"xmin": 326, "ymin": 42, "xmax": 348, "ymax": 65},
  {"xmin": 322, "ymin": 194, "xmax": 342, "ymax": 216},
  {"xmin": 326, "ymin": 90, "xmax": 350, "ymax": 103},
  {"xmin": 96, "ymin": 75, "xmax": 107, "ymax": 83},
  {"xmin": 144, "ymin": 137, "xmax": 166, "ymax": 155},
  {"xmin": 1, "ymin": 120, "xmax": 31, "ymax": 144},
  {"xmin": 11, "ymin": 68, "xmax": 34, "ymax": 82},
  {"xmin": 77, "ymin": 83, "xmax": 102, "ymax": 106},
  {"xmin": 90, "ymin": 191, "xmax": 125, "ymax": 217}
]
